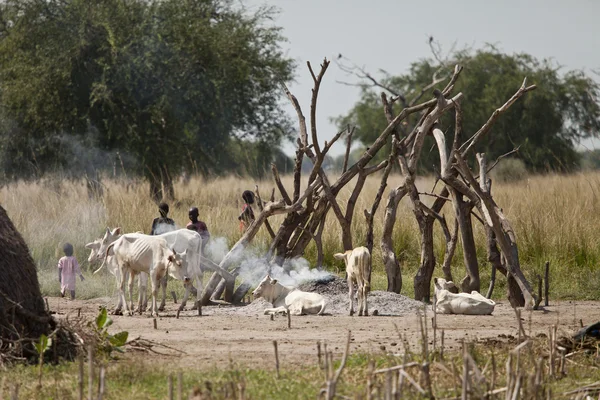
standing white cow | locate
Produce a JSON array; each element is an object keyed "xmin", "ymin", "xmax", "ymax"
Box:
[
  {"xmin": 86, "ymin": 235, "xmax": 149, "ymax": 313},
  {"xmin": 334, "ymin": 246, "xmax": 371, "ymax": 316},
  {"xmin": 252, "ymin": 274, "xmax": 327, "ymax": 316},
  {"xmin": 95, "ymin": 227, "xmax": 204, "ymax": 312},
  {"xmin": 99, "ymin": 234, "xmax": 187, "ymax": 316},
  {"xmin": 433, "ymin": 278, "xmax": 496, "ymax": 315}
]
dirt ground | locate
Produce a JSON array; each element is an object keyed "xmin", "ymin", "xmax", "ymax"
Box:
[{"xmin": 47, "ymin": 288, "xmax": 600, "ymax": 372}]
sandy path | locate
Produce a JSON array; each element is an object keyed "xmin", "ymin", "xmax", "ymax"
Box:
[{"xmin": 47, "ymin": 295, "xmax": 599, "ymax": 371}]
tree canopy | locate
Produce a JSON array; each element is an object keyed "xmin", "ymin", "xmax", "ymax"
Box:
[
  {"xmin": 335, "ymin": 48, "xmax": 600, "ymax": 172},
  {"xmin": 0, "ymin": 0, "xmax": 294, "ymax": 195}
]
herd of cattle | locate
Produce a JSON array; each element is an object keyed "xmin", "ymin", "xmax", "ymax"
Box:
[{"xmin": 84, "ymin": 228, "xmax": 497, "ymax": 318}]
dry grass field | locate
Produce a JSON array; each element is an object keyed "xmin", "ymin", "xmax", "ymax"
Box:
[{"xmin": 2, "ymin": 171, "xmax": 600, "ymax": 300}]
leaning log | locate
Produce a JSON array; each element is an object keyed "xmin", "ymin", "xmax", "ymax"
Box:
[{"xmin": 232, "ymin": 282, "xmax": 252, "ymax": 305}]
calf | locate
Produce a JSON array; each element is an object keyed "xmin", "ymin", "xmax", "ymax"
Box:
[
  {"xmin": 433, "ymin": 278, "xmax": 496, "ymax": 315},
  {"xmin": 99, "ymin": 234, "xmax": 187, "ymax": 316},
  {"xmin": 334, "ymin": 246, "xmax": 371, "ymax": 316},
  {"xmin": 252, "ymin": 274, "xmax": 327, "ymax": 316}
]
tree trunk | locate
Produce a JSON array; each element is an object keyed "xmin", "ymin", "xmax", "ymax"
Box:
[
  {"xmin": 148, "ymin": 175, "xmax": 162, "ymax": 203},
  {"xmin": 413, "ymin": 217, "xmax": 436, "ymax": 303},
  {"xmin": 380, "ymin": 187, "xmax": 407, "ymax": 293},
  {"xmin": 161, "ymin": 165, "xmax": 175, "ymax": 201},
  {"xmin": 485, "ymin": 226, "xmax": 524, "ymax": 307},
  {"xmin": 451, "ymin": 191, "xmax": 480, "ymax": 293}
]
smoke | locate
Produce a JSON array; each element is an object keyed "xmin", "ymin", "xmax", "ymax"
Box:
[
  {"xmin": 153, "ymin": 223, "xmax": 181, "ymax": 235},
  {"xmin": 204, "ymin": 236, "xmax": 333, "ymax": 287},
  {"xmin": 204, "ymin": 236, "xmax": 229, "ymax": 263}
]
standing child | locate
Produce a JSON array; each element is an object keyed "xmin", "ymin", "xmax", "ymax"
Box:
[
  {"xmin": 150, "ymin": 202, "xmax": 176, "ymax": 235},
  {"xmin": 187, "ymin": 207, "xmax": 210, "ymax": 245},
  {"xmin": 238, "ymin": 190, "xmax": 255, "ymax": 233},
  {"xmin": 58, "ymin": 243, "xmax": 84, "ymax": 300}
]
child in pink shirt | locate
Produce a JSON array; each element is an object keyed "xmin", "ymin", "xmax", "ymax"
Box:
[{"xmin": 58, "ymin": 243, "xmax": 84, "ymax": 300}]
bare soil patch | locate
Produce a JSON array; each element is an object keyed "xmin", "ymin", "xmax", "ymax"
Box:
[{"xmin": 47, "ymin": 291, "xmax": 600, "ymax": 371}]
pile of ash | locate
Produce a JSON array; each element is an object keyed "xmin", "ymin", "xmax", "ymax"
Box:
[{"xmin": 297, "ymin": 275, "xmax": 348, "ymax": 296}]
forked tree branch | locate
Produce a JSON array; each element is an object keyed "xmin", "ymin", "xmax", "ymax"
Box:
[
  {"xmin": 307, "ymin": 59, "xmax": 330, "ymax": 157},
  {"xmin": 271, "ymin": 164, "xmax": 292, "ymax": 205}
]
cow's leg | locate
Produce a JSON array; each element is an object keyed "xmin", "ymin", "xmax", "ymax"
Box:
[
  {"xmin": 263, "ymin": 306, "xmax": 288, "ymax": 315},
  {"xmin": 136, "ymin": 274, "xmax": 145, "ymax": 312},
  {"xmin": 158, "ymin": 275, "xmax": 167, "ymax": 312},
  {"xmin": 134, "ymin": 273, "xmax": 145, "ymax": 315},
  {"xmin": 179, "ymin": 280, "xmax": 192, "ymax": 312},
  {"xmin": 140, "ymin": 272, "xmax": 149, "ymax": 312},
  {"xmin": 150, "ymin": 272, "xmax": 159, "ymax": 317},
  {"xmin": 113, "ymin": 275, "xmax": 123, "ymax": 315},
  {"xmin": 357, "ymin": 282, "xmax": 364, "ymax": 316},
  {"xmin": 347, "ymin": 277, "xmax": 355, "ymax": 316},
  {"xmin": 195, "ymin": 275, "xmax": 203, "ymax": 306},
  {"xmin": 128, "ymin": 271, "xmax": 136, "ymax": 314},
  {"xmin": 119, "ymin": 267, "xmax": 132, "ymax": 316}
]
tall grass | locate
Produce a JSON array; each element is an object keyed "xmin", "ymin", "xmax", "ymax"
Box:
[{"xmin": 2, "ymin": 171, "xmax": 599, "ymax": 300}]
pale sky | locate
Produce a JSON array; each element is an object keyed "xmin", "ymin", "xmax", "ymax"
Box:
[{"xmin": 244, "ymin": 0, "xmax": 600, "ymax": 156}]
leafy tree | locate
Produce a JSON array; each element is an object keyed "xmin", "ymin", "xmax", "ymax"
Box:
[
  {"xmin": 336, "ymin": 48, "xmax": 600, "ymax": 172},
  {"xmin": 0, "ymin": 0, "xmax": 294, "ymax": 198}
]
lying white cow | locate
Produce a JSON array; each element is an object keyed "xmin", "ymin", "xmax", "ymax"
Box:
[
  {"xmin": 252, "ymin": 274, "xmax": 327, "ymax": 316},
  {"xmin": 95, "ymin": 227, "xmax": 204, "ymax": 312},
  {"xmin": 433, "ymin": 278, "xmax": 496, "ymax": 315},
  {"xmin": 334, "ymin": 246, "xmax": 371, "ymax": 316},
  {"xmin": 99, "ymin": 234, "xmax": 186, "ymax": 316},
  {"xmin": 86, "ymin": 235, "xmax": 149, "ymax": 313}
]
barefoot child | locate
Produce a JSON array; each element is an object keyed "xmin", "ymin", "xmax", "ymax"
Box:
[{"xmin": 58, "ymin": 243, "xmax": 84, "ymax": 300}]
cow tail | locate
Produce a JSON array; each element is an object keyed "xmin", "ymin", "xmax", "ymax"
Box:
[{"xmin": 93, "ymin": 242, "xmax": 115, "ymax": 275}]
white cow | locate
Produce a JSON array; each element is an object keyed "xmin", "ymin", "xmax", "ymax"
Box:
[
  {"xmin": 99, "ymin": 234, "xmax": 186, "ymax": 316},
  {"xmin": 85, "ymin": 236, "xmax": 149, "ymax": 313},
  {"xmin": 334, "ymin": 246, "xmax": 371, "ymax": 316},
  {"xmin": 433, "ymin": 278, "xmax": 496, "ymax": 315},
  {"xmin": 95, "ymin": 227, "xmax": 203, "ymax": 312},
  {"xmin": 252, "ymin": 274, "xmax": 327, "ymax": 316}
]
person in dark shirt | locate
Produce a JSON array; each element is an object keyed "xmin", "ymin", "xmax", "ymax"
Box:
[
  {"xmin": 187, "ymin": 206, "xmax": 210, "ymax": 246},
  {"xmin": 238, "ymin": 190, "xmax": 255, "ymax": 233},
  {"xmin": 150, "ymin": 202, "xmax": 176, "ymax": 235}
]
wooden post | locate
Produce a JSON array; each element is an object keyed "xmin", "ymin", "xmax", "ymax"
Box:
[
  {"xmin": 441, "ymin": 330, "xmax": 445, "ymax": 361},
  {"xmin": 287, "ymin": 310, "xmax": 291, "ymax": 329},
  {"xmin": 153, "ymin": 318, "xmax": 157, "ymax": 330},
  {"xmin": 544, "ymin": 261, "xmax": 550, "ymax": 307},
  {"xmin": 88, "ymin": 345, "xmax": 94, "ymax": 400},
  {"xmin": 176, "ymin": 309, "xmax": 180, "ymax": 319},
  {"xmin": 461, "ymin": 341, "xmax": 469, "ymax": 400},
  {"xmin": 10, "ymin": 384, "xmax": 18, "ymax": 400},
  {"xmin": 168, "ymin": 375, "xmax": 173, "ymax": 400},
  {"xmin": 97, "ymin": 366, "xmax": 105, "ymax": 400},
  {"xmin": 273, "ymin": 341, "xmax": 280, "ymax": 378},
  {"xmin": 197, "ymin": 304, "xmax": 202, "ymax": 316},
  {"xmin": 317, "ymin": 341, "xmax": 322, "ymax": 369},
  {"xmin": 78, "ymin": 354, "xmax": 84, "ymax": 400}
]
